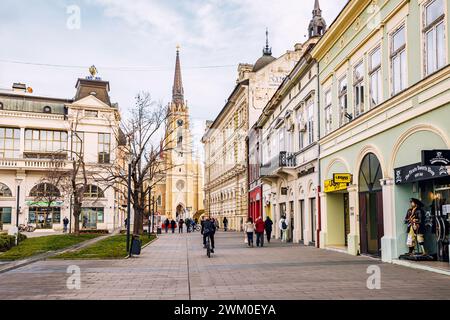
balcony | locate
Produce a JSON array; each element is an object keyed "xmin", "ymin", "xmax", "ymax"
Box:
[
  {"xmin": 0, "ymin": 158, "xmax": 71, "ymax": 171},
  {"xmin": 260, "ymin": 152, "xmax": 297, "ymax": 179}
]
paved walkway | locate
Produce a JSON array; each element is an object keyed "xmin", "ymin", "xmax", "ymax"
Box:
[{"xmin": 0, "ymin": 232, "xmax": 449, "ymax": 300}]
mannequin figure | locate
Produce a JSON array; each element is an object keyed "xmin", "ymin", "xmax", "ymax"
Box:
[{"xmin": 404, "ymin": 198, "xmax": 427, "ymax": 255}]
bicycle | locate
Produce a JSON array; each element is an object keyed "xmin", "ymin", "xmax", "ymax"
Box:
[
  {"xmin": 205, "ymin": 234, "xmax": 212, "ymax": 258},
  {"xmin": 194, "ymin": 224, "xmax": 201, "ymax": 232}
]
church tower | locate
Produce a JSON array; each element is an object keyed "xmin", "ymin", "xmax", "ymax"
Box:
[
  {"xmin": 308, "ymin": 0, "xmax": 327, "ymax": 38},
  {"xmin": 160, "ymin": 47, "xmax": 204, "ymax": 221}
]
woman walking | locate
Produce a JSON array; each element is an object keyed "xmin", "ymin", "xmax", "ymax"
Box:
[{"xmin": 245, "ymin": 218, "xmax": 255, "ymax": 248}]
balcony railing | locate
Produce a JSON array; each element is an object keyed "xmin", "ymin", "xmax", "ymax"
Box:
[
  {"xmin": 0, "ymin": 158, "xmax": 71, "ymax": 170},
  {"xmin": 260, "ymin": 152, "xmax": 297, "ymax": 177}
]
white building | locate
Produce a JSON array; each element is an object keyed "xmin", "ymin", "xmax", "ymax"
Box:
[{"xmin": 0, "ymin": 77, "xmax": 124, "ymax": 233}]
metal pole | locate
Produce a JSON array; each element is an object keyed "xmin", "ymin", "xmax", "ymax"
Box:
[
  {"xmin": 69, "ymin": 195, "xmax": 73, "ymax": 234},
  {"xmin": 126, "ymin": 162, "xmax": 132, "ymax": 253},
  {"xmin": 16, "ymin": 185, "xmax": 20, "ymax": 228},
  {"xmin": 152, "ymin": 196, "xmax": 155, "ymax": 234},
  {"xmin": 148, "ymin": 188, "xmax": 152, "ymax": 237}
]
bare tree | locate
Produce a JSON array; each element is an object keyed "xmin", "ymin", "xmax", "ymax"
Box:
[{"xmin": 104, "ymin": 92, "xmax": 177, "ymax": 235}]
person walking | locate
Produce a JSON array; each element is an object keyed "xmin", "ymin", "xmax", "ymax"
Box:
[
  {"xmin": 265, "ymin": 216, "xmax": 273, "ymax": 243},
  {"xmin": 179, "ymin": 219, "xmax": 185, "ymax": 233},
  {"xmin": 223, "ymin": 217, "xmax": 228, "ymax": 232},
  {"xmin": 279, "ymin": 216, "xmax": 288, "ymax": 242},
  {"xmin": 245, "ymin": 217, "xmax": 255, "ymax": 248},
  {"xmin": 185, "ymin": 218, "xmax": 191, "ymax": 233},
  {"xmin": 170, "ymin": 219, "xmax": 176, "ymax": 233},
  {"xmin": 63, "ymin": 217, "xmax": 69, "ymax": 233},
  {"xmin": 164, "ymin": 218, "xmax": 170, "ymax": 233},
  {"xmin": 255, "ymin": 216, "xmax": 265, "ymax": 247},
  {"xmin": 213, "ymin": 218, "xmax": 219, "ymax": 231}
]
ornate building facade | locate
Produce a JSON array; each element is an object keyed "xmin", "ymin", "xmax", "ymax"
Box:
[
  {"xmin": 203, "ymin": 32, "xmax": 303, "ymax": 231},
  {"xmin": 154, "ymin": 48, "xmax": 204, "ymax": 221}
]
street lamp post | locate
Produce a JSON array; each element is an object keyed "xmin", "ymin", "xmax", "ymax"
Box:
[
  {"xmin": 15, "ymin": 178, "xmax": 23, "ymax": 245},
  {"xmin": 126, "ymin": 161, "xmax": 132, "ymax": 254},
  {"xmin": 152, "ymin": 195, "xmax": 155, "ymax": 234}
]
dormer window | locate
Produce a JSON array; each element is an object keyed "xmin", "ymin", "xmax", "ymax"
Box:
[{"xmin": 43, "ymin": 106, "xmax": 52, "ymax": 114}]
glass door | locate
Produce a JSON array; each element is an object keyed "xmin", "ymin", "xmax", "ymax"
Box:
[{"xmin": 82, "ymin": 208, "xmax": 98, "ymax": 230}]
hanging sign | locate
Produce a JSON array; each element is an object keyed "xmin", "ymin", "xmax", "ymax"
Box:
[
  {"xmin": 333, "ymin": 173, "xmax": 353, "ymax": 184},
  {"xmin": 394, "ymin": 163, "xmax": 449, "ymax": 185},
  {"xmin": 422, "ymin": 150, "xmax": 450, "ymax": 166},
  {"xmin": 324, "ymin": 179, "xmax": 348, "ymax": 193}
]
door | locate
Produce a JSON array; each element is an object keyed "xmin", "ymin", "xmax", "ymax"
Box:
[
  {"xmin": 344, "ymin": 194, "xmax": 350, "ymax": 246},
  {"xmin": 358, "ymin": 153, "xmax": 384, "ymax": 256},
  {"xmin": 299, "ymin": 200, "xmax": 305, "ymax": 242},
  {"xmin": 310, "ymin": 198, "xmax": 316, "ymax": 244},
  {"xmin": 82, "ymin": 208, "xmax": 98, "ymax": 230},
  {"xmin": 289, "ymin": 201, "xmax": 294, "ymax": 242}
]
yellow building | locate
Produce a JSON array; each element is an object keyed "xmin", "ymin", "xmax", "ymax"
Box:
[{"xmin": 153, "ymin": 48, "xmax": 204, "ymax": 221}]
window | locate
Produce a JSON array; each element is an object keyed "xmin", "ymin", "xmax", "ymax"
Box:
[
  {"xmin": 72, "ymin": 132, "xmax": 84, "ymax": 156},
  {"xmin": 391, "ymin": 25, "xmax": 406, "ymax": 95},
  {"xmin": 369, "ymin": 46, "xmax": 383, "ymax": 107},
  {"xmin": 30, "ymin": 183, "xmax": 61, "ymax": 198},
  {"xmin": 297, "ymin": 111, "xmax": 304, "ymax": 150},
  {"xmin": 0, "ymin": 127, "xmax": 20, "ymax": 159},
  {"xmin": 306, "ymin": 100, "xmax": 314, "ymax": 145},
  {"xmin": 98, "ymin": 133, "xmax": 111, "ymax": 164},
  {"xmin": 338, "ymin": 76, "xmax": 349, "ymax": 126},
  {"xmin": 25, "ymin": 129, "xmax": 68, "ymax": 154},
  {"xmin": 0, "ymin": 183, "xmax": 12, "ymax": 197},
  {"xmin": 0, "ymin": 102, "xmax": 4, "ymax": 110},
  {"xmin": 157, "ymin": 195, "xmax": 162, "ymax": 206},
  {"xmin": 85, "ymin": 110, "xmax": 98, "ymax": 118},
  {"xmin": 0, "ymin": 207, "xmax": 12, "ymax": 225},
  {"xmin": 279, "ymin": 128, "xmax": 285, "ymax": 152},
  {"xmin": 354, "ymin": 61, "xmax": 365, "ymax": 117},
  {"xmin": 324, "ymin": 90, "xmax": 332, "ymax": 134},
  {"xmin": 424, "ymin": 0, "xmax": 446, "ymax": 75},
  {"xmin": 82, "ymin": 208, "xmax": 104, "ymax": 223},
  {"xmin": 84, "ymin": 185, "xmax": 105, "ymax": 198}
]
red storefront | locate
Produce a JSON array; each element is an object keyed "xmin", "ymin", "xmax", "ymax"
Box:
[{"xmin": 249, "ymin": 187, "xmax": 262, "ymax": 222}]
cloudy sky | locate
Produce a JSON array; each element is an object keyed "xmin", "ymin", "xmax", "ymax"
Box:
[{"xmin": 0, "ymin": 0, "xmax": 347, "ymax": 149}]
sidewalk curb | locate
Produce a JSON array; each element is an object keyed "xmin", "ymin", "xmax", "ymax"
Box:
[{"xmin": 0, "ymin": 231, "xmax": 119, "ymax": 274}]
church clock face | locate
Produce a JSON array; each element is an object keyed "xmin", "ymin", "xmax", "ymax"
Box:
[{"xmin": 177, "ymin": 119, "xmax": 184, "ymax": 127}]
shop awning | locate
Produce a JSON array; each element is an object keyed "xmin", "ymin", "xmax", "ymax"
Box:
[{"xmin": 394, "ymin": 163, "xmax": 449, "ymax": 185}]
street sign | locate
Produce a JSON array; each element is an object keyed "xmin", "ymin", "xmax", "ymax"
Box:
[
  {"xmin": 333, "ymin": 173, "xmax": 353, "ymax": 184},
  {"xmin": 324, "ymin": 179, "xmax": 348, "ymax": 193}
]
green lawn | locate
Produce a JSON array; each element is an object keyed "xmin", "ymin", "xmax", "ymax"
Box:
[
  {"xmin": 0, "ymin": 234, "xmax": 101, "ymax": 261},
  {"xmin": 53, "ymin": 234, "xmax": 157, "ymax": 260}
]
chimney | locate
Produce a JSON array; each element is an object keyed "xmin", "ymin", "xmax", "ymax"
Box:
[{"xmin": 12, "ymin": 83, "xmax": 27, "ymax": 92}]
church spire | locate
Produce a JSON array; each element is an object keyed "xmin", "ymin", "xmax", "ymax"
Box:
[
  {"xmin": 172, "ymin": 45, "xmax": 184, "ymax": 105},
  {"xmin": 308, "ymin": 0, "xmax": 327, "ymax": 38},
  {"xmin": 263, "ymin": 28, "xmax": 272, "ymax": 56}
]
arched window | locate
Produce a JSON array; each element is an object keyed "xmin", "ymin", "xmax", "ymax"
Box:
[
  {"xmin": 30, "ymin": 183, "xmax": 61, "ymax": 198},
  {"xmin": 359, "ymin": 153, "xmax": 383, "ymax": 193},
  {"xmin": 0, "ymin": 183, "xmax": 12, "ymax": 197},
  {"xmin": 84, "ymin": 185, "xmax": 105, "ymax": 198}
]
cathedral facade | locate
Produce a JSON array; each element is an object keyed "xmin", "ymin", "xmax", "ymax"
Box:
[{"xmin": 154, "ymin": 48, "xmax": 204, "ymax": 221}]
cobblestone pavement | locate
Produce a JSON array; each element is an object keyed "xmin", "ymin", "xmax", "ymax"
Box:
[{"xmin": 0, "ymin": 232, "xmax": 449, "ymax": 300}]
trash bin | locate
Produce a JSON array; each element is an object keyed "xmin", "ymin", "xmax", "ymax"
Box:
[
  {"xmin": 131, "ymin": 235, "xmax": 142, "ymax": 256},
  {"xmin": 157, "ymin": 227, "xmax": 162, "ymax": 235}
]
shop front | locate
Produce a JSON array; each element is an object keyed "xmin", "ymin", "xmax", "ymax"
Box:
[
  {"xmin": 394, "ymin": 155, "xmax": 450, "ymax": 264},
  {"xmin": 323, "ymin": 176, "xmax": 351, "ymax": 251},
  {"xmin": 249, "ymin": 187, "xmax": 262, "ymax": 222},
  {"xmin": 81, "ymin": 207, "xmax": 105, "ymax": 230},
  {"xmin": 27, "ymin": 201, "xmax": 63, "ymax": 230}
]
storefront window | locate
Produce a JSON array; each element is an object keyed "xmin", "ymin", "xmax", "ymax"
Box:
[
  {"xmin": 29, "ymin": 207, "xmax": 61, "ymax": 229},
  {"xmin": 0, "ymin": 207, "xmax": 12, "ymax": 224}
]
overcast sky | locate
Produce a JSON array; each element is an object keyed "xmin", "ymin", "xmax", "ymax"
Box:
[{"xmin": 0, "ymin": 0, "xmax": 347, "ymax": 150}]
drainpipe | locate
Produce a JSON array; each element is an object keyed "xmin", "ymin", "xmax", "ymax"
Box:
[{"xmin": 316, "ymin": 60, "xmax": 322, "ymax": 249}]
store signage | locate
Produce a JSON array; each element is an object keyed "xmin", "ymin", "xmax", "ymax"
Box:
[
  {"xmin": 394, "ymin": 163, "xmax": 449, "ymax": 185},
  {"xmin": 333, "ymin": 173, "xmax": 353, "ymax": 184},
  {"xmin": 25, "ymin": 201, "xmax": 64, "ymax": 207},
  {"xmin": 324, "ymin": 179, "xmax": 348, "ymax": 193},
  {"xmin": 422, "ymin": 150, "xmax": 450, "ymax": 166}
]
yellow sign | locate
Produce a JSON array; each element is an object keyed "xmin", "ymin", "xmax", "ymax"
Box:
[
  {"xmin": 333, "ymin": 173, "xmax": 353, "ymax": 184},
  {"xmin": 324, "ymin": 179, "xmax": 348, "ymax": 193}
]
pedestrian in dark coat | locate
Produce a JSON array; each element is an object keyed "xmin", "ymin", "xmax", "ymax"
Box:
[
  {"xmin": 164, "ymin": 219, "xmax": 170, "ymax": 233},
  {"xmin": 170, "ymin": 219, "xmax": 176, "ymax": 233},
  {"xmin": 179, "ymin": 219, "xmax": 185, "ymax": 233},
  {"xmin": 265, "ymin": 217, "xmax": 273, "ymax": 243}
]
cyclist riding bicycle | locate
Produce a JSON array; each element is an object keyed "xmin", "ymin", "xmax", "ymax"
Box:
[{"xmin": 202, "ymin": 217, "xmax": 216, "ymax": 253}]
